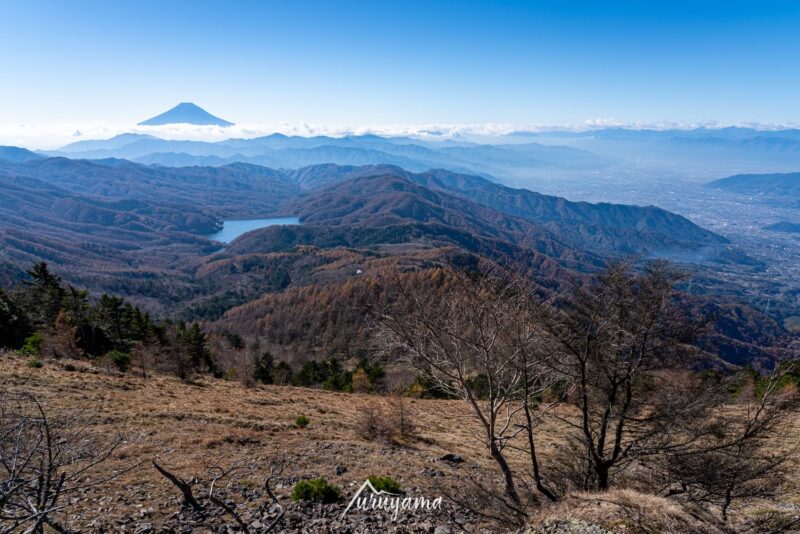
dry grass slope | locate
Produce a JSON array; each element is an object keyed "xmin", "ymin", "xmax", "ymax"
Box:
[{"xmin": 2, "ymin": 354, "xmax": 799, "ymax": 532}]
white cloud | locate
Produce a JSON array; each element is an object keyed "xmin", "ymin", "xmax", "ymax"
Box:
[{"xmin": 1, "ymin": 120, "xmax": 799, "ymax": 150}]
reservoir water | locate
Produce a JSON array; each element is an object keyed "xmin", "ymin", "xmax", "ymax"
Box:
[{"xmin": 206, "ymin": 216, "xmax": 300, "ymax": 243}]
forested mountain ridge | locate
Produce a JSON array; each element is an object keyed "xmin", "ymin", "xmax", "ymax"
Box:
[
  {"xmin": 0, "ymin": 155, "xmax": 729, "ymax": 262},
  {"xmin": 283, "ymin": 164, "xmax": 730, "ymax": 257},
  {"xmin": 0, "ymin": 157, "xmax": 299, "ymax": 216},
  {"xmin": 0, "ymin": 153, "xmax": 785, "ymax": 369}
]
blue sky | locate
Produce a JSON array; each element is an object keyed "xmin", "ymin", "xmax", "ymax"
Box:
[{"xmin": 1, "ymin": 0, "xmax": 799, "ymax": 128}]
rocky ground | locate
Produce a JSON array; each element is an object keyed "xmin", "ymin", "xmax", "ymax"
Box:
[{"xmin": 85, "ymin": 487, "xmax": 480, "ymax": 533}]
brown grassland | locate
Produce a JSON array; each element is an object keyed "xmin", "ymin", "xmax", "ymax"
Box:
[{"xmin": 1, "ymin": 353, "xmax": 799, "ymax": 533}]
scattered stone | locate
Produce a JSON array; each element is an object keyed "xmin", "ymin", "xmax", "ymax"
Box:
[
  {"xmin": 335, "ymin": 465, "xmax": 348, "ymax": 475},
  {"xmin": 279, "ymin": 476, "xmax": 301, "ymax": 487},
  {"xmin": 421, "ymin": 468, "xmax": 444, "ymax": 477},
  {"xmin": 531, "ymin": 518, "xmax": 615, "ymax": 534},
  {"xmin": 71, "ymin": 477, "xmax": 485, "ymax": 533}
]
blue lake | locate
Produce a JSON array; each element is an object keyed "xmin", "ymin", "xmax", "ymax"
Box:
[{"xmin": 206, "ymin": 217, "xmax": 300, "ymax": 243}]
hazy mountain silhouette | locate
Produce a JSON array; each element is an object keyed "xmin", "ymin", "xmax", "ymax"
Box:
[
  {"xmin": 707, "ymin": 171, "xmax": 800, "ymax": 207},
  {"xmin": 59, "ymin": 133, "xmax": 159, "ymax": 153},
  {"xmin": 707, "ymin": 171, "xmax": 800, "ymax": 195},
  {"xmin": 138, "ymin": 102, "xmax": 233, "ymax": 126},
  {"xmin": 0, "ymin": 146, "xmax": 43, "ymax": 162},
  {"xmin": 507, "ymin": 128, "xmax": 800, "ymax": 174},
  {"xmin": 51, "ymin": 132, "xmax": 608, "ymax": 179}
]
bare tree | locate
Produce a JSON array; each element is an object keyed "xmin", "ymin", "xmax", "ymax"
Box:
[
  {"xmin": 376, "ymin": 265, "xmax": 558, "ymax": 523},
  {"xmin": 131, "ymin": 339, "xmax": 159, "ymax": 379},
  {"xmin": 538, "ymin": 261, "xmax": 711, "ymax": 491},
  {"xmin": 663, "ymin": 351, "xmax": 800, "ymax": 522},
  {"xmin": 376, "ymin": 259, "xmax": 799, "ymax": 528},
  {"xmin": 0, "ymin": 393, "xmax": 137, "ymax": 533}
]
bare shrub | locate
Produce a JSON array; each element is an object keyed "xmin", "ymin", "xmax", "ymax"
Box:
[
  {"xmin": 357, "ymin": 403, "xmax": 399, "ymax": 443},
  {"xmin": 356, "ymin": 398, "xmax": 416, "ymax": 444},
  {"xmin": 661, "ymin": 356, "xmax": 800, "ymax": 522},
  {"xmin": 131, "ymin": 340, "xmax": 160, "ymax": 379},
  {"xmin": 0, "ymin": 393, "xmax": 138, "ymax": 533},
  {"xmin": 393, "ymin": 396, "xmax": 416, "ymax": 438},
  {"xmin": 351, "ymin": 367, "xmax": 371, "ymax": 393},
  {"xmin": 546, "ymin": 434, "xmax": 597, "ymax": 493}
]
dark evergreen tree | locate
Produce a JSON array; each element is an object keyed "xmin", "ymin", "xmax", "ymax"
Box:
[
  {"xmin": 0, "ymin": 288, "xmax": 33, "ymax": 349},
  {"xmin": 253, "ymin": 351, "xmax": 274, "ymax": 384},
  {"xmin": 21, "ymin": 262, "xmax": 65, "ymax": 327},
  {"xmin": 179, "ymin": 322, "xmax": 216, "ymax": 374}
]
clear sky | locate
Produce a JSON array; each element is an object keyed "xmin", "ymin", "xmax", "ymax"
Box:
[{"xmin": 1, "ymin": 0, "xmax": 799, "ymax": 129}]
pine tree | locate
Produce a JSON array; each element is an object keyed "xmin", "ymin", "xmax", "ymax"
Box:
[
  {"xmin": 0, "ymin": 288, "xmax": 32, "ymax": 349},
  {"xmin": 22, "ymin": 262, "xmax": 65, "ymax": 327}
]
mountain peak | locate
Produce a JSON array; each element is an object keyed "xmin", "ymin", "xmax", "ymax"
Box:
[{"xmin": 138, "ymin": 102, "xmax": 233, "ymax": 127}]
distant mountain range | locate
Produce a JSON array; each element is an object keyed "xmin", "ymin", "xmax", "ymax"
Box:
[
  {"xmin": 0, "ymin": 155, "xmax": 732, "ymax": 283},
  {"xmin": 509, "ymin": 127, "xmax": 800, "ymax": 174},
  {"xmin": 45, "ymin": 124, "xmax": 800, "ymax": 187},
  {"xmin": 138, "ymin": 102, "xmax": 233, "ymax": 127},
  {"xmin": 50, "ymin": 132, "xmax": 612, "ymax": 182},
  {"xmin": 707, "ymin": 171, "xmax": 800, "ymax": 208}
]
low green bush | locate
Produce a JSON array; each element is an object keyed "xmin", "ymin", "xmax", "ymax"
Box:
[
  {"xmin": 294, "ymin": 415, "xmax": 310, "ymax": 428},
  {"xmin": 27, "ymin": 357, "xmax": 43, "ymax": 368},
  {"xmin": 107, "ymin": 350, "xmax": 132, "ymax": 372},
  {"xmin": 21, "ymin": 332, "xmax": 43, "ymax": 356},
  {"xmin": 291, "ymin": 478, "xmax": 340, "ymax": 503}
]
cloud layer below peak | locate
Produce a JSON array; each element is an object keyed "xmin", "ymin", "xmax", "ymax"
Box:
[{"xmin": 2, "ymin": 120, "xmax": 799, "ymax": 150}]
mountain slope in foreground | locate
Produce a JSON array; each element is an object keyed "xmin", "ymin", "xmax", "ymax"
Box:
[{"xmin": 1, "ymin": 354, "xmax": 770, "ymax": 533}]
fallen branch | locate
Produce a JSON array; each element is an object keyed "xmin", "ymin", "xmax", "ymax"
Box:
[
  {"xmin": 262, "ymin": 460, "xmax": 285, "ymax": 532},
  {"xmin": 152, "ymin": 460, "xmax": 204, "ymax": 510}
]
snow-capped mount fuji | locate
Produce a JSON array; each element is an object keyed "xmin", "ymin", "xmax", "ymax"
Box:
[{"xmin": 138, "ymin": 102, "xmax": 233, "ymax": 127}]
